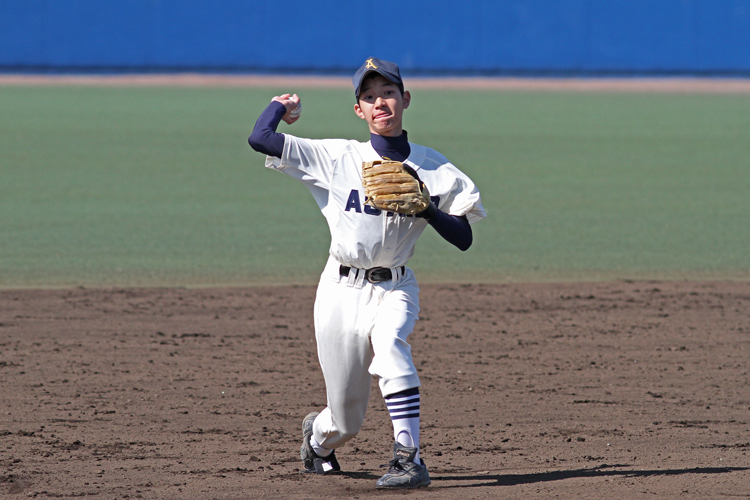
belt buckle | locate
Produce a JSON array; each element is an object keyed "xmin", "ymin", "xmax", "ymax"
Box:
[{"xmin": 365, "ymin": 267, "xmax": 389, "ymax": 283}]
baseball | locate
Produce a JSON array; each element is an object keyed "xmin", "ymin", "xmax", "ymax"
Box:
[{"xmin": 289, "ymin": 100, "xmax": 302, "ymax": 118}]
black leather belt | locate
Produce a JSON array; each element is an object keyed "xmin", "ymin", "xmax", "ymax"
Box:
[{"xmin": 339, "ymin": 265, "xmax": 404, "ymax": 283}]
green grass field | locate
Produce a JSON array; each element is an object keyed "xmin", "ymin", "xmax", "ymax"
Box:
[{"xmin": 1, "ymin": 83, "xmax": 749, "ymax": 287}]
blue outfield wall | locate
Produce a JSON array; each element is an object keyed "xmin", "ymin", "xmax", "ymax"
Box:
[{"xmin": 1, "ymin": 0, "xmax": 749, "ymax": 74}]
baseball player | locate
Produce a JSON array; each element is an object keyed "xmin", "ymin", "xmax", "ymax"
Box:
[{"xmin": 247, "ymin": 57, "xmax": 485, "ymax": 489}]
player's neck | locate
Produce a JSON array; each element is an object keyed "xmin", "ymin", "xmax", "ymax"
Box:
[{"xmin": 371, "ymin": 131, "xmax": 410, "ymax": 162}]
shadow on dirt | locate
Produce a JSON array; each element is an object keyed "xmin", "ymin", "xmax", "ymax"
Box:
[
  {"xmin": 432, "ymin": 466, "xmax": 749, "ymax": 488},
  {"xmin": 334, "ymin": 471, "xmax": 382, "ymax": 480}
]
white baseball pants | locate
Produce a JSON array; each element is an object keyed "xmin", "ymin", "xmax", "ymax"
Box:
[{"xmin": 311, "ymin": 257, "xmax": 421, "ymax": 451}]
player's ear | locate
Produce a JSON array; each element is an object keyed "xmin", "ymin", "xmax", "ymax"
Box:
[
  {"xmin": 354, "ymin": 103, "xmax": 365, "ymax": 120},
  {"xmin": 402, "ymin": 90, "xmax": 411, "ymax": 109}
]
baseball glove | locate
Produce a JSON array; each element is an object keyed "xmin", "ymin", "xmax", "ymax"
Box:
[{"xmin": 362, "ymin": 160, "xmax": 431, "ymax": 215}]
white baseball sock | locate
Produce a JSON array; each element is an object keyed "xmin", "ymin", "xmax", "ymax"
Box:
[{"xmin": 385, "ymin": 387, "xmax": 421, "ymax": 463}]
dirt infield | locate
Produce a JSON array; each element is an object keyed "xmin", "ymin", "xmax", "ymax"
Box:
[
  {"xmin": 2, "ymin": 281, "xmax": 748, "ymax": 499},
  {"xmin": 2, "ymin": 73, "xmax": 750, "ymax": 93}
]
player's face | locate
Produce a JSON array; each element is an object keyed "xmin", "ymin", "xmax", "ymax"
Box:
[{"xmin": 354, "ymin": 74, "xmax": 411, "ymax": 137}]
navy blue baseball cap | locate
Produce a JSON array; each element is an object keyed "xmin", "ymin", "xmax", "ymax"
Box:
[{"xmin": 353, "ymin": 57, "xmax": 404, "ymax": 99}]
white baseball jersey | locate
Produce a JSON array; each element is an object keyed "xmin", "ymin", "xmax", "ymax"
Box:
[{"xmin": 265, "ymin": 135, "xmax": 486, "ymax": 269}]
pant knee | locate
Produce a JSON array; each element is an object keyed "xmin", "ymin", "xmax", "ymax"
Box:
[
  {"xmin": 314, "ymin": 406, "xmax": 365, "ymax": 449},
  {"xmin": 338, "ymin": 426, "xmax": 361, "ymax": 443},
  {"xmin": 322, "ymin": 425, "xmax": 361, "ymax": 449}
]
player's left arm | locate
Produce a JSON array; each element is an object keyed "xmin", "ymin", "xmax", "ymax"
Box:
[
  {"xmin": 412, "ymin": 161, "xmax": 484, "ymax": 251},
  {"xmin": 417, "ymin": 205, "xmax": 473, "ymax": 251}
]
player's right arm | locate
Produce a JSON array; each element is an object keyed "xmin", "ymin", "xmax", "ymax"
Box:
[
  {"xmin": 248, "ymin": 94, "xmax": 300, "ymax": 157},
  {"xmin": 249, "ymin": 99, "xmax": 349, "ymax": 204}
]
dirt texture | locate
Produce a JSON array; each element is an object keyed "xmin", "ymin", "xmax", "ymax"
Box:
[{"xmin": 1, "ymin": 281, "xmax": 749, "ymax": 499}]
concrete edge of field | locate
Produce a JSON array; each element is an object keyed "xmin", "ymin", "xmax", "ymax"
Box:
[{"xmin": 2, "ymin": 73, "xmax": 750, "ymax": 93}]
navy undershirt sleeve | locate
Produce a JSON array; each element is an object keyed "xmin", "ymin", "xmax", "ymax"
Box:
[
  {"xmin": 423, "ymin": 210, "xmax": 473, "ymax": 251},
  {"xmin": 248, "ymin": 101, "xmax": 287, "ymax": 158}
]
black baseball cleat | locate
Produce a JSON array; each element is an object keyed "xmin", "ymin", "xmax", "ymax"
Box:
[
  {"xmin": 300, "ymin": 411, "xmax": 340, "ymax": 474},
  {"xmin": 375, "ymin": 441, "xmax": 431, "ymax": 488}
]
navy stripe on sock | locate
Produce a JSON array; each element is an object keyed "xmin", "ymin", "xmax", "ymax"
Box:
[
  {"xmin": 387, "ymin": 404, "xmax": 421, "ymax": 413},
  {"xmin": 385, "ymin": 387, "xmax": 420, "ymax": 399},
  {"xmin": 386, "ymin": 396, "xmax": 421, "ymax": 408},
  {"xmin": 391, "ymin": 412, "xmax": 421, "ymax": 420}
]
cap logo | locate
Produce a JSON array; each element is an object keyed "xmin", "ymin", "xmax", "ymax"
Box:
[{"xmin": 365, "ymin": 58, "xmax": 378, "ymax": 70}]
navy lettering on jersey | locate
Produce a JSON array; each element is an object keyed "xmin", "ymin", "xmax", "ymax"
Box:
[
  {"xmin": 344, "ymin": 189, "xmax": 362, "ymax": 213},
  {"xmin": 344, "ymin": 189, "xmax": 435, "ymax": 218},
  {"xmin": 364, "ymin": 202, "xmax": 381, "ymax": 215}
]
